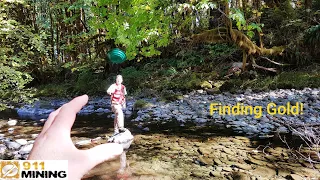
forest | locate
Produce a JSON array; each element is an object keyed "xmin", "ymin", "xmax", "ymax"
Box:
[{"xmin": 0, "ymin": 0, "xmax": 319, "ymax": 107}]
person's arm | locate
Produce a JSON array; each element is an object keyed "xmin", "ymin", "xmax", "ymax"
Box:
[
  {"xmin": 123, "ymin": 86, "xmax": 127, "ymax": 96},
  {"xmin": 107, "ymin": 84, "xmax": 115, "ymax": 95}
]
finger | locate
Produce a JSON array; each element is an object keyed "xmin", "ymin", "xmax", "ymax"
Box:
[
  {"xmin": 82, "ymin": 143, "xmax": 123, "ymax": 170},
  {"xmin": 40, "ymin": 107, "xmax": 62, "ymax": 135},
  {"xmin": 49, "ymin": 95, "xmax": 89, "ymax": 133}
]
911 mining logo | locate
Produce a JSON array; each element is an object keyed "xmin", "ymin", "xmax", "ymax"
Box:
[
  {"xmin": 0, "ymin": 161, "xmax": 19, "ymax": 179},
  {"xmin": 0, "ymin": 160, "xmax": 68, "ymax": 179}
]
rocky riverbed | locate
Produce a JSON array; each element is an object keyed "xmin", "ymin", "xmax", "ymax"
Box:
[
  {"xmin": 133, "ymin": 88, "xmax": 320, "ymax": 137},
  {"xmin": 0, "ymin": 87, "xmax": 319, "ymax": 179}
]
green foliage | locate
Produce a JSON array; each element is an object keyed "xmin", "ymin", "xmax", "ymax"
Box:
[
  {"xmin": 121, "ymin": 67, "xmax": 149, "ymax": 90},
  {"xmin": 0, "ymin": 0, "xmax": 49, "ymax": 109},
  {"xmin": 305, "ymin": 25, "xmax": 320, "ymax": 48},
  {"xmin": 175, "ymin": 50, "xmax": 205, "ymax": 68},
  {"xmin": 133, "ymin": 99, "xmax": 153, "ymax": 110},
  {"xmin": 220, "ymin": 71, "xmax": 320, "ymax": 93},
  {"xmin": 158, "ymin": 67, "xmax": 178, "ymax": 76},
  {"xmin": 91, "ymin": 0, "xmax": 172, "ymax": 60},
  {"xmin": 74, "ymin": 71, "xmax": 105, "ymax": 95},
  {"xmin": 230, "ymin": 8, "xmax": 247, "ymax": 30},
  {"xmin": 284, "ymin": 46, "xmax": 312, "ymax": 66},
  {"xmin": 36, "ymin": 83, "xmax": 71, "ymax": 97},
  {"xmin": 230, "ymin": 8, "xmax": 264, "ymax": 38},
  {"xmin": 161, "ymin": 93, "xmax": 183, "ymax": 102},
  {"xmin": 314, "ymin": 0, "xmax": 320, "ymax": 12},
  {"xmin": 0, "ymin": 66, "xmax": 34, "ymax": 110},
  {"xmin": 158, "ymin": 72, "xmax": 202, "ymax": 91},
  {"xmin": 174, "ymin": 44, "xmax": 238, "ymax": 70},
  {"xmin": 206, "ymin": 43, "xmax": 238, "ymax": 58},
  {"xmin": 276, "ymin": 72, "xmax": 320, "ymax": 89}
]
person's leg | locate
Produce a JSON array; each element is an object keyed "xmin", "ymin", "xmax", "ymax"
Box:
[
  {"xmin": 118, "ymin": 151, "xmax": 127, "ymax": 173},
  {"xmin": 115, "ymin": 104, "xmax": 124, "ymax": 132},
  {"xmin": 112, "ymin": 104, "xmax": 119, "ymax": 134}
]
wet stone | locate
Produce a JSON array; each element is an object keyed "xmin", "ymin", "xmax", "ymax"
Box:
[
  {"xmin": 223, "ymin": 148, "xmax": 235, "ymax": 155},
  {"xmin": 222, "ymin": 166, "xmax": 233, "ymax": 172},
  {"xmin": 251, "ymin": 166, "xmax": 276, "ymax": 179},
  {"xmin": 209, "ymin": 171, "xmax": 223, "ymax": 178},
  {"xmin": 213, "ymin": 159, "xmax": 223, "ymax": 166},
  {"xmin": 289, "ymin": 174, "xmax": 304, "ymax": 180},
  {"xmin": 232, "ymin": 163, "xmax": 252, "ymax": 170}
]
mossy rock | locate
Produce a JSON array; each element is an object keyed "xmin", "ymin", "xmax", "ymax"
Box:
[
  {"xmin": 162, "ymin": 93, "xmax": 184, "ymax": 102},
  {"xmin": 275, "ymin": 72, "xmax": 320, "ymax": 89},
  {"xmin": 133, "ymin": 99, "xmax": 153, "ymax": 110},
  {"xmin": 213, "ymin": 80, "xmax": 225, "ymax": 88},
  {"xmin": 200, "ymin": 81, "xmax": 212, "ymax": 89},
  {"xmin": 206, "ymin": 87, "xmax": 221, "ymax": 95},
  {"xmin": 185, "ymin": 78, "xmax": 202, "ymax": 90},
  {"xmin": 200, "ymin": 72, "xmax": 219, "ymax": 79},
  {"xmin": 219, "ymin": 79, "xmax": 243, "ymax": 92}
]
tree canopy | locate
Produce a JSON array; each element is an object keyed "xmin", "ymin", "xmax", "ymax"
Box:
[{"xmin": 0, "ymin": 0, "xmax": 319, "ymax": 109}]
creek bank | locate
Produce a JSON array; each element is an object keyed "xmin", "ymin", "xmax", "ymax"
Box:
[
  {"xmin": 13, "ymin": 88, "xmax": 320, "ymax": 139},
  {"xmin": 5, "ymin": 87, "xmax": 320, "ymax": 155},
  {"xmin": 133, "ymin": 88, "xmax": 320, "ymax": 138}
]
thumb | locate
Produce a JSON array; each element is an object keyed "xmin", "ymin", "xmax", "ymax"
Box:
[{"xmin": 83, "ymin": 143, "xmax": 123, "ymax": 170}]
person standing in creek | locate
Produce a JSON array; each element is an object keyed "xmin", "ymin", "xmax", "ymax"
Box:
[{"xmin": 107, "ymin": 75, "xmax": 127, "ymax": 135}]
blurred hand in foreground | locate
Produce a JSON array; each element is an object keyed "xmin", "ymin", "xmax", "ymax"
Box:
[{"xmin": 28, "ymin": 95, "xmax": 123, "ymax": 180}]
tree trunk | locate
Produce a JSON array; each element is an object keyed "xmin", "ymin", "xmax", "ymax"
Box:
[
  {"xmin": 253, "ymin": 0, "xmax": 261, "ymax": 10},
  {"xmin": 305, "ymin": 0, "xmax": 312, "ymax": 9},
  {"xmin": 50, "ymin": 8, "xmax": 55, "ymax": 61}
]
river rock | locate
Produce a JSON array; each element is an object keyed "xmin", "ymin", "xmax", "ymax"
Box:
[
  {"xmin": 289, "ymin": 174, "xmax": 304, "ymax": 180},
  {"xmin": 222, "ymin": 166, "xmax": 232, "ymax": 172},
  {"xmin": 107, "ymin": 128, "xmax": 134, "ymax": 150},
  {"xmin": 198, "ymin": 147, "xmax": 211, "ymax": 155},
  {"xmin": 0, "ymin": 134, "xmax": 5, "ymax": 140},
  {"xmin": 5, "ymin": 141, "xmax": 21, "ymax": 150},
  {"xmin": 8, "ymin": 119, "xmax": 18, "ymax": 126},
  {"xmin": 31, "ymin": 134, "xmax": 38, "ymax": 139},
  {"xmin": 222, "ymin": 148, "xmax": 235, "ymax": 155},
  {"xmin": 277, "ymin": 126, "xmax": 289, "ymax": 133},
  {"xmin": 8, "ymin": 128, "xmax": 14, "ymax": 134},
  {"xmin": 232, "ymin": 163, "xmax": 252, "ymax": 170},
  {"xmin": 209, "ymin": 171, "xmax": 223, "ymax": 178},
  {"xmin": 213, "ymin": 158, "xmax": 223, "ymax": 165},
  {"xmin": 14, "ymin": 154, "xmax": 22, "ymax": 160},
  {"xmin": 195, "ymin": 118, "xmax": 207, "ymax": 124},
  {"xmin": 231, "ymin": 172, "xmax": 251, "ymax": 180},
  {"xmin": 75, "ymin": 140, "xmax": 91, "ymax": 147},
  {"xmin": 251, "ymin": 166, "xmax": 276, "ymax": 179},
  {"xmin": 247, "ymin": 156, "xmax": 267, "ymax": 166},
  {"xmin": 15, "ymin": 139, "xmax": 28, "ymax": 146},
  {"xmin": 0, "ymin": 144, "xmax": 7, "ymax": 154},
  {"xmin": 19, "ymin": 144, "xmax": 33, "ymax": 155},
  {"xmin": 198, "ymin": 156, "xmax": 212, "ymax": 166}
]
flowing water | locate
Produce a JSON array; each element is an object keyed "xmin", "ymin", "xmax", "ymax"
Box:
[{"xmin": 0, "ymin": 109, "xmax": 319, "ymax": 180}]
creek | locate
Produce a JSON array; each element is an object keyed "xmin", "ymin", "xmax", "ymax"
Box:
[{"xmin": 0, "ymin": 88, "xmax": 319, "ymax": 179}]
